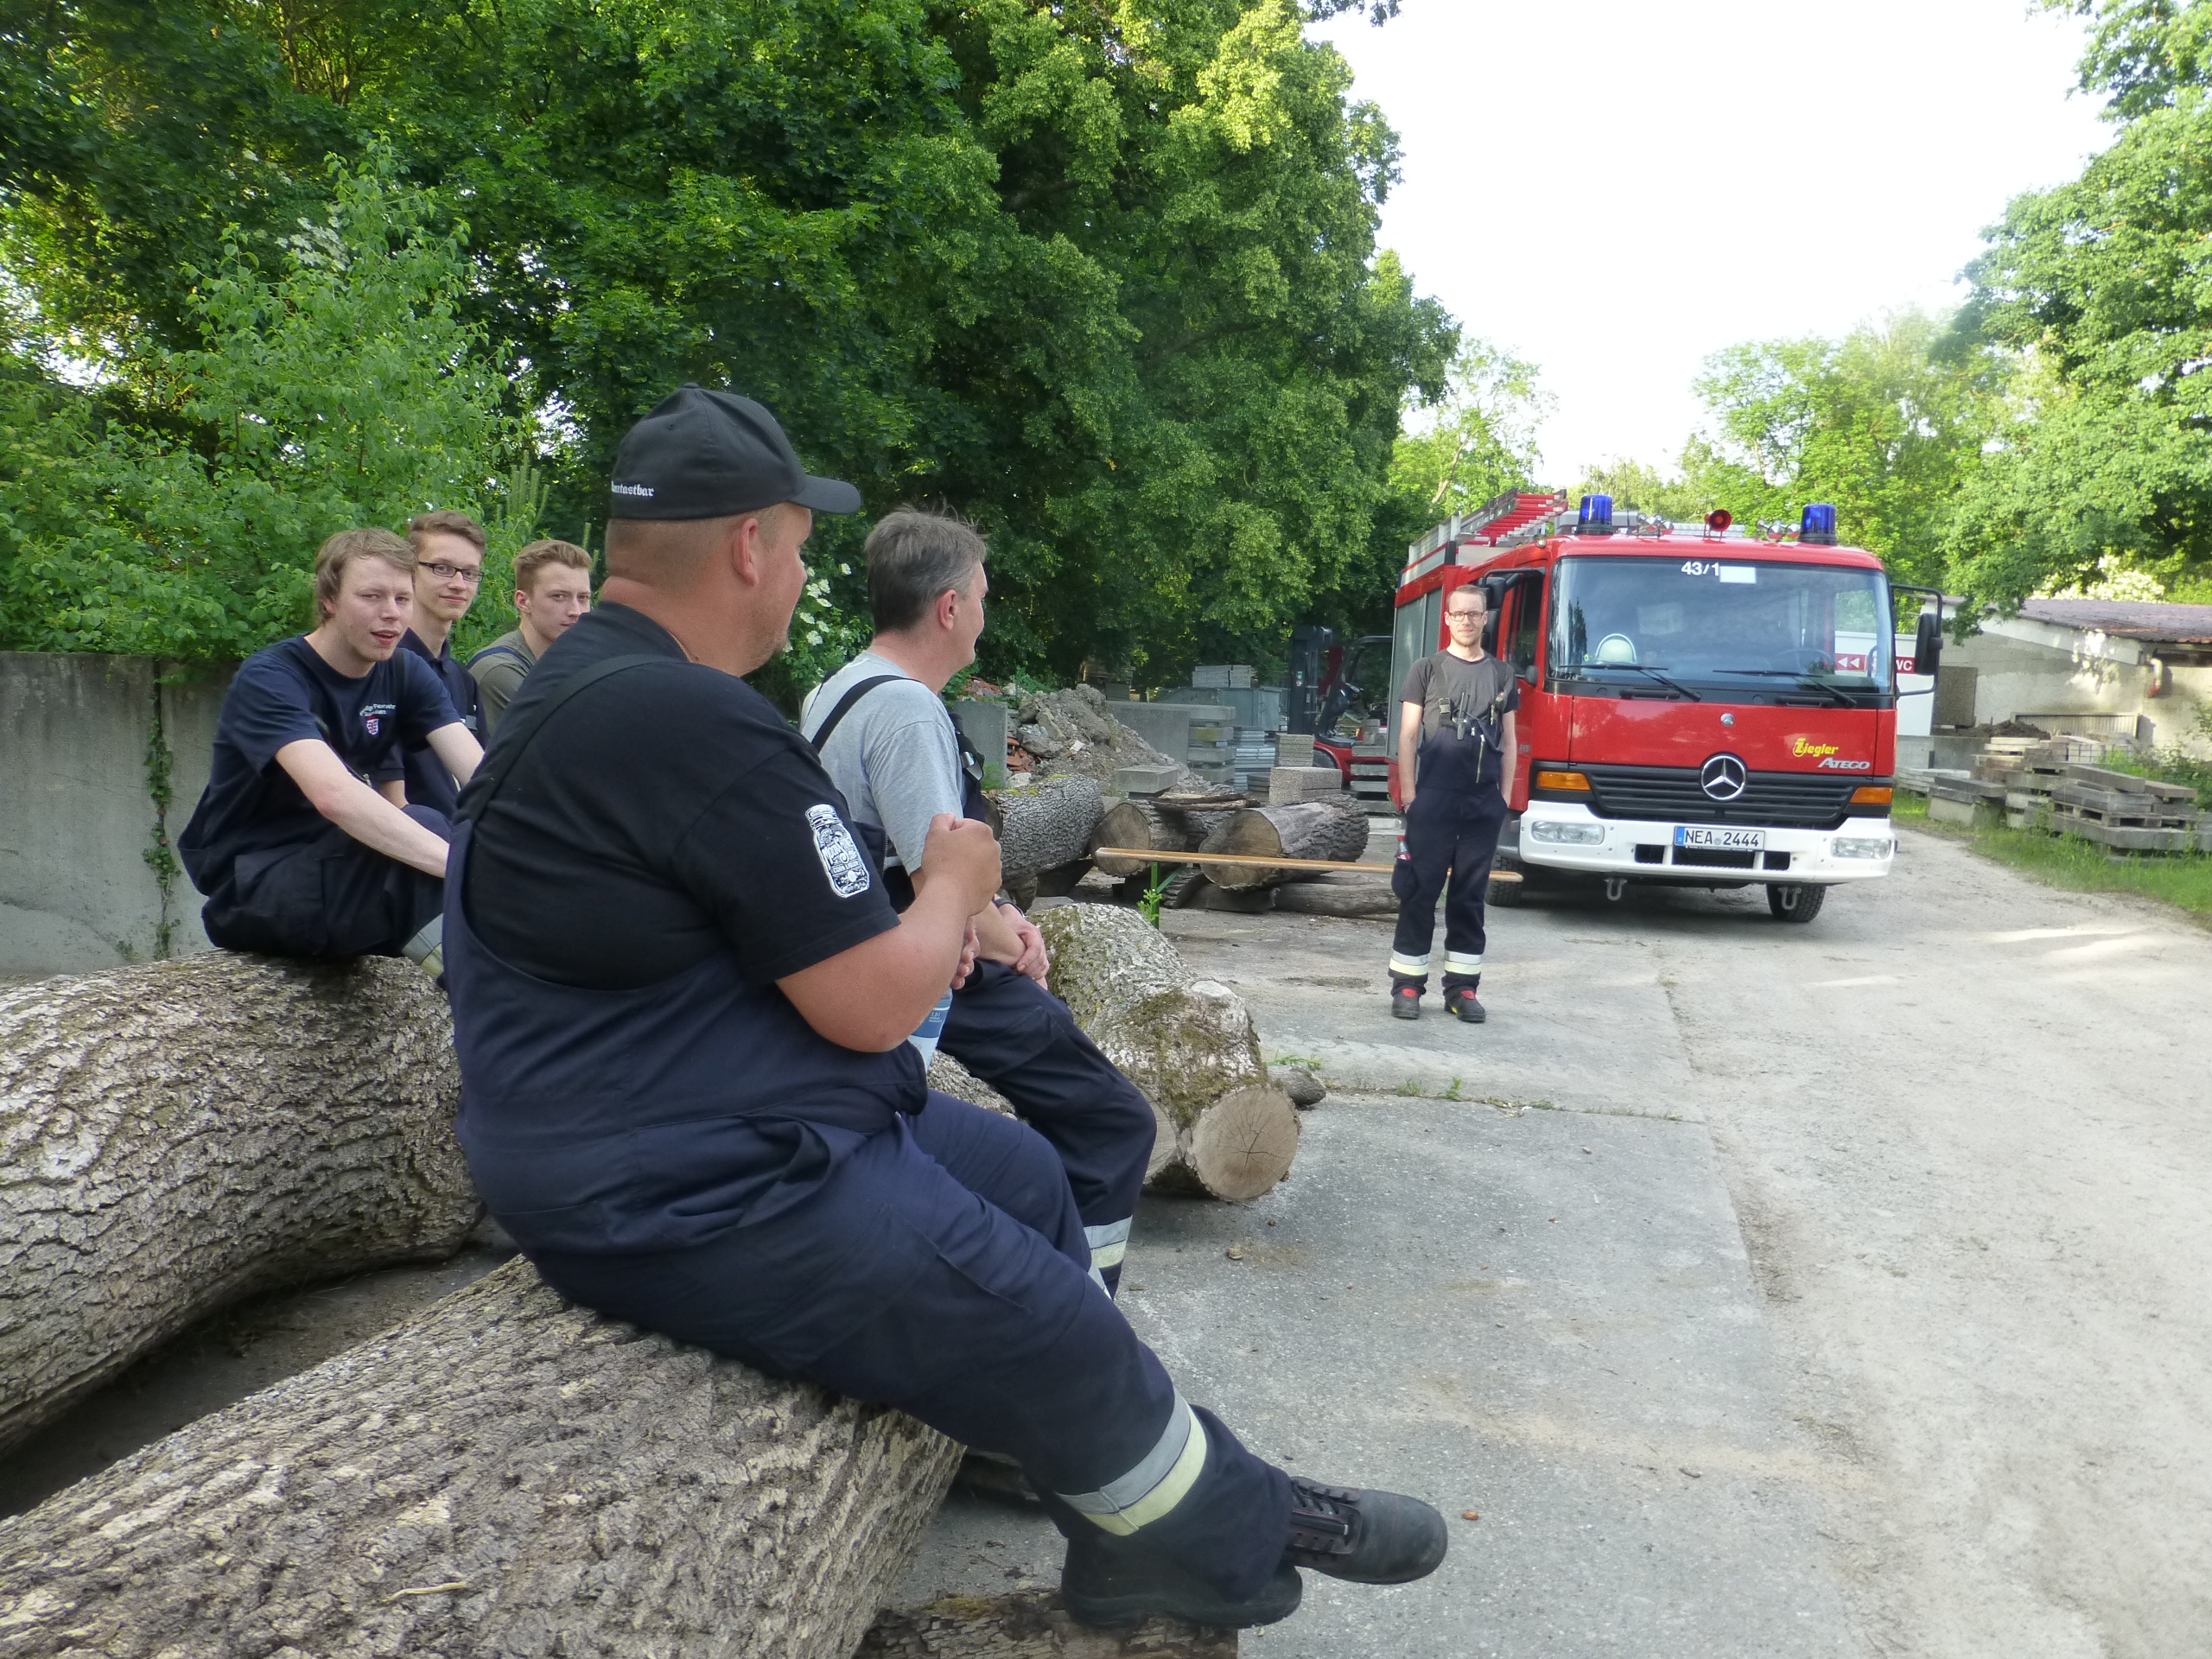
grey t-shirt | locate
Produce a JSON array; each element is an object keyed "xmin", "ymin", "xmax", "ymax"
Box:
[
  {"xmin": 799, "ymin": 652, "xmax": 964, "ymax": 873},
  {"xmin": 467, "ymin": 628, "xmax": 537, "ymax": 737},
  {"xmin": 1401, "ymin": 650, "xmax": 1521, "ymax": 742}
]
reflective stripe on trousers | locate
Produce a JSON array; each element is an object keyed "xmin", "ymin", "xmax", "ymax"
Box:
[{"xmin": 1056, "ymin": 1393, "xmax": 1209, "ymax": 1535}]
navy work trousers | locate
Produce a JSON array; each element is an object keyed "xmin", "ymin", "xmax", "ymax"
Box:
[
  {"xmin": 939, "ymin": 961, "xmax": 1154, "ymax": 1293},
  {"xmin": 1390, "ymin": 785, "xmax": 1507, "ymax": 986},
  {"xmin": 531, "ymin": 1091, "xmax": 1293, "ymax": 1598},
  {"xmin": 200, "ymin": 808, "xmax": 449, "ymax": 960}
]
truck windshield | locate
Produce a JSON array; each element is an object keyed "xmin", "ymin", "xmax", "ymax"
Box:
[{"xmin": 1549, "ymin": 555, "xmax": 1891, "ymax": 693}]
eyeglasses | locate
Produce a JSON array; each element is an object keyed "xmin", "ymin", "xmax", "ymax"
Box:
[
  {"xmin": 423, "ymin": 562, "xmax": 484, "ymax": 585},
  {"xmin": 1446, "ymin": 609, "xmax": 1484, "ymax": 623}
]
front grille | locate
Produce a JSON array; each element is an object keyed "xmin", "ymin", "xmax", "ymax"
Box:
[
  {"xmin": 1580, "ymin": 763, "xmax": 1863, "ymax": 830},
  {"xmin": 1672, "ymin": 846, "xmax": 1757, "ymax": 868}
]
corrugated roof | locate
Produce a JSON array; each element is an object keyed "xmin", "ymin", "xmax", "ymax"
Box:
[{"xmin": 2018, "ymin": 597, "xmax": 2212, "ymax": 645}]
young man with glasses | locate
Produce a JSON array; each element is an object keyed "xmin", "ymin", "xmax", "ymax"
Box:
[
  {"xmin": 399, "ymin": 510, "xmax": 489, "ymax": 817},
  {"xmin": 1389, "ymin": 585, "xmax": 1518, "ymax": 1023}
]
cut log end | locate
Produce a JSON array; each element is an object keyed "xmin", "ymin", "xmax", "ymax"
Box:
[
  {"xmin": 1200, "ymin": 802, "xmax": 1369, "ymax": 890},
  {"xmin": 1183, "ymin": 1084, "xmax": 1300, "ymax": 1203}
]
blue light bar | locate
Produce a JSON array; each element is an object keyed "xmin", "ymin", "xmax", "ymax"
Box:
[
  {"xmin": 1578, "ymin": 493, "xmax": 1615, "ymax": 534},
  {"xmin": 1800, "ymin": 503, "xmax": 1838, "ymax": 545}
]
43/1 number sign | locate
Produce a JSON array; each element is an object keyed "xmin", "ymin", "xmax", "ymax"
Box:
[{"xmin": 1678, "ymin": 561, "xmax": 1758, "ymax": 582}]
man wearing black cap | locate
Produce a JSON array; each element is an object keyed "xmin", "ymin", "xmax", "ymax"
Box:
[{"xmin": 441, "ymin": 385, "xmax": 1446, "ymax": 1631}]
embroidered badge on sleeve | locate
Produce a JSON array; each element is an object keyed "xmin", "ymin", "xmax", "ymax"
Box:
[{"xmin": 805, "ymin": 804, "xmax": 874, "ymax": 899}]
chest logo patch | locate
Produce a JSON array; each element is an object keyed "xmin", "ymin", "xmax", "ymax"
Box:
[{"xmin": 805, "ymin": 804, "xmax": 873, "ymax": 899}]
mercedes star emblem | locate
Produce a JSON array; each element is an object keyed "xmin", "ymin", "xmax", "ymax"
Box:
[
  {"xmin": 1700, "ymin": 753, "xmax": 1748, "ymax": 801},
  {"xmin": 1720, "ymin": 712, "xmax": 1736, "ymax": 727}
]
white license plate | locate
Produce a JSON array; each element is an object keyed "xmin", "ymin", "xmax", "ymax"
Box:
[{"xmin": 1675, "ymin": 825, "xmax": 1766, "ymax": 851}]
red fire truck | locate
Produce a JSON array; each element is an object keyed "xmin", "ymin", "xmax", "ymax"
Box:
[{"xmin": 1371, "ymin": 489, "xmax": 1936, "ymax": 924}]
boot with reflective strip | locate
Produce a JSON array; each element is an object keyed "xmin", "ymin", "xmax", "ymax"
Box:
[
  {"xmin": 1389, "ymin": 973, "xmax": 1425, "ymax": 1020},
  {"xmin": 1054, "ymin": 1400, "xmax": 1300, "ymax": 1630}
]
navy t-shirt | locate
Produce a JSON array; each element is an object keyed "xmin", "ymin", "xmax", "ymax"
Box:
[
  {"xmin": 178, "ymin": 637, "xmax": 460, "ymax": 893},
  {"xmin": 399, "ymin": 630, "xmax": 480, "ymax": 817},
  {"xmin": 462, "ymin": 602, "xmax": 899, "ymax": 990}
]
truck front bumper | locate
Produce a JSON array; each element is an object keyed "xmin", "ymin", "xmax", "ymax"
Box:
[{"xmin": 1511, "ymin": 801, "xmax": 1895, "ymax": 886}]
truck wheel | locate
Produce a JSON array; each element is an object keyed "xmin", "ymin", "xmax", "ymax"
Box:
[
  {"xmin": 1489, "ymin": 855, "xmax": 1527, "ymax": 907},
  {"xmin": 1766, "ymin": 882, "xmax": 1827, "ymax": 924}
]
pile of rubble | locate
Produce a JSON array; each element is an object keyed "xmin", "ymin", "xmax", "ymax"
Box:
[{"xmin": 1001, "ymin": 683, "xmax": 1201, "ymax": 793}]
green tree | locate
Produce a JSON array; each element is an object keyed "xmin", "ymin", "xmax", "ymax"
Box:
[
  {"xmin": 0, "ymin": 156, "xmax": 536, "ymax": 657},
  {"xmin": 1946, "ymin": 3, "xmax": 2212, "ymax": 610},
  {"xmin": 1384, "ymin": 340, "xmax": 1548, "ymax": 524},
  {"xmin": 1676, "ymin": 311, "xmax": 2003, "ymax": 584},
  {"xmin": 2, "ymin": 1, "xmax": 1452, "ymax": 692},
  {"xmin": 1568, "ymin": 459, "xmax": 1707, "ymax": 524}
]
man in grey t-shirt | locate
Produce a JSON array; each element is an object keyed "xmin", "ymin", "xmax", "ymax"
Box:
[{"xmin": 803, "ymin": 510, "xmax": 1153, "ymax": 1295}]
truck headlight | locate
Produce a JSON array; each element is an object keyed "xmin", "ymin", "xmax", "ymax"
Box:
[
  {"xmin": 1831, "ymin": 836, "xmax": 1891, "ymax": 860},
  {"xmin": 1529, "ymin": 819, "xmax": 1605, "ymax": 846}
]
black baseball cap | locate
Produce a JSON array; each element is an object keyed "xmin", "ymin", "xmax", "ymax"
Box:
[{"xmin": 607, "ymin": 385, "xmax": 861, "ymax": 519}]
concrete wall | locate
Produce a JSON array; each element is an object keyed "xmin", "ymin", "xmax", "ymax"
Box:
[
  {"xmin": 1, "ymin": 654, "xmax": 235, "ymax": 975},
  {"xmin": 1942, "ymin": 617, "xmax": 2209, "ymax": 752}
]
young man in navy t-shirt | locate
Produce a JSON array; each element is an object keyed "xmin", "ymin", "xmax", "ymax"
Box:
[
  {"xmin": 179, "ymin": 528, "xmax": 484, "ymax": 960},
  {"xmin": 397, "ymin": 509, "xmax": 487, "ymax": 817}
]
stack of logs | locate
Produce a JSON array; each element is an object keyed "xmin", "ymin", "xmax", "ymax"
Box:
[
  {"xmin": 1088, "ymin": 795, "xmax": 1371, "ymax": 902},
  {"xmin": 0, "ymin": 915, "xmax": 1287, "ymax": 1656}
]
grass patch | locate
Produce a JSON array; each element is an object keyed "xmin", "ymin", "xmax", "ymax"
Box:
[{"xmin": 1898, "ymin": 790, "xmax": 2212, "ymax": 918}]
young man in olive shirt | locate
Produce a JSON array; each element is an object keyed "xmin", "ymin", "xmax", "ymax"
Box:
[
  {"xmin": 1389, "ymin": 584, "xmax": 1519, "ymax": 1022},
  {"xmin": 467, "ymin": 538, "xmax": 594, "ymax": 735}
]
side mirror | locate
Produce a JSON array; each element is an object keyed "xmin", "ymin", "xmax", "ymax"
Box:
[{"xmin": 1913, "ymin": 613, "xmax": 1943, "ymax": 677}]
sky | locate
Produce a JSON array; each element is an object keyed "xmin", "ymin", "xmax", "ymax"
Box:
[{"xmin": 1310, "ymin": 0, "xmax": 2113, "ymax": 485}]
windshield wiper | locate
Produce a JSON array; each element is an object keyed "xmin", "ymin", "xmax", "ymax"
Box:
[
  {"xmin": 1574, "ymin": 662, "xmax": 1701, "ymax": 702},
  {"xmin": 1710, "ymin": 669, "xmax": 1859, "ymax": 708}
]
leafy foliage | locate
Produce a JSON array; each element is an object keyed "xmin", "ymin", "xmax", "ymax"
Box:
[
  {"xmin": 1946, "ymin": 45, "xmax": 2212, "ymax": 611},
  {"xmin": 2, "ymin": 0, "xmax": 1453, "ymax": 689},
  {"xmin": 0, "ymin": 158, "xmax": 535, "ymax": 657},
  {"xmin": 1383, "ymin": 340, "xmax": 1548, "ymax": 523},
  {"xmin": 1674, "ymin": 312, "xmax": 2005, "ymax": 586}
]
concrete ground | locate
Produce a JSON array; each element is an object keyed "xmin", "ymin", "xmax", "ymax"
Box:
[
  {"xmin": 17, "ymin": 824, "xmax": 2209, "ymax": 1656},
  {"xmin": 900, "ymin": 825, "xmax": 2212, "ymax": 1656}
]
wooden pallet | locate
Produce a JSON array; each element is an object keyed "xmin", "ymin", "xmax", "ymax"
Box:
[
  {"xmin": 2049, "ymin": 804, "xmax": 2196, "ymax": 851},
  {"xmin": 2060, "ymin": 763, "xmax": 2197, "ymax": 803},
  {"xmin": 2049, "ymin": 783, "xmax": 2201, "ymax": 829}
]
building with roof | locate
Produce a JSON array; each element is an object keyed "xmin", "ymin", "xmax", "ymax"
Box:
[{"xmin": 1920, "ymin": 597, "xmax": 2212, "ymax": 759}]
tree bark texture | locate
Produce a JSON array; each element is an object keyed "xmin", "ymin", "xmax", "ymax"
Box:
[
  {"xmin": 0, "ymin": 1256, "xmax": 961, "ymax": 1659},
  {"xmin": 1197, "ymin": 803, "xmax": 1370, "ymax": 891},
  {"xmin": 1033, "ymin": 906, "xmax": 1298, "ymax": 1202},
  {"xmin": 927, "ymin": 1052, "xmax": 1014, "ymax": 1117},
  {"xmin": 0, "ymin": 954, "xmax": 480, "ymax": 1453},
  {"xmin": 860, "ymin": 1592, "xmax": 1236, "ymax": 1657},
  {"xmin": 989, "ymin": 776, "xmax": 1106, "ymax": 882}
]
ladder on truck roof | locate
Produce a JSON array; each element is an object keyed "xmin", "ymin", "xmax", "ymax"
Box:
[{"xmin": 1400, "ymin": 488, "xmax": 1569, "ymax": 588}]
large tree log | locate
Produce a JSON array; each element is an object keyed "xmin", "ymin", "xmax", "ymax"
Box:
[
  {"xmin": 1197, "ymin": 802, "xmax": 1370, "ymax": 891},
  {"xmin": 0, "ymin": 1256, "xmax": 960, "ymax": 1659},
  {"xmin": 1034, "ymin": 906, "xmax": 1297, "ymax": 1202},
  {"xmin": 990, "ymin": 775, "xmax": 1106, "ymax": 883},
  {"xmin": 0, "ymin": 954, "xmax": 480, "ymax": 1453},
  {"xmin": 861, "ymin": 1592, "xmax": 1236, "ymax": 1657},
  {"xmin": 1088, "ymin": 800, "xmax": 1205, "ymax": 878}
]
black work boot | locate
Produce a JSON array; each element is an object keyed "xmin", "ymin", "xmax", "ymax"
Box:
[
  {"xmin": 1284, "ymin": 1477, "xmax": 1450, "ymax": 1585},
  {"xmin": 1061, "ymin": 1527, "xmax": 1304, "ymax": 1629},
  {"xmin": 1389, "ymin": 974, "xmax": 1426, "ymax": 1020},
  {"xmin": 1443, "ymin": 975, "xmax": 1485, "ymax": 1024}
]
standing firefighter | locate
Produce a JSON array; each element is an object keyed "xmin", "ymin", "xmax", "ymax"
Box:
[
  {"xmin": 1389, "ymin": 584, "xmax": 1519, "ymax": 1022},
  {"xmin": 443, "ymin": 385, "xmax": 1446, "ymax": 1631}
]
